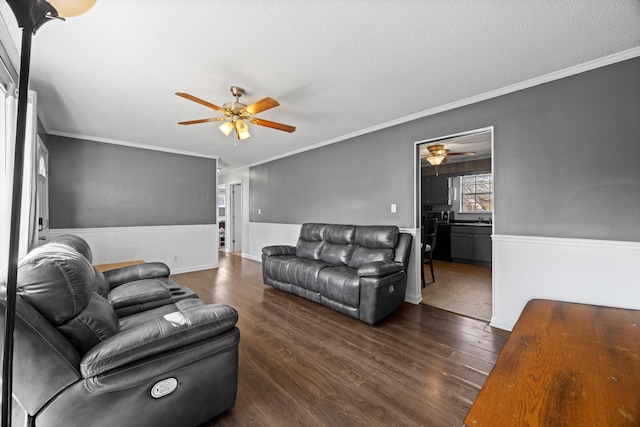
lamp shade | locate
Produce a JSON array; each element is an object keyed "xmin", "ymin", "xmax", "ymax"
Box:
[
  {"xmin": 46, "ymin": 0, "xmax": 96, "ymax": 18},
  {"xmin": 235, "ymin": 120, "xmax": 250, "ymax": 140},
  {"xmin": 426, "ymin": 154, "xmax": 445, "ymax": 166},
  {"xmin": 218, "ymin": 121, "xmax": 234, "ymax": 136}
]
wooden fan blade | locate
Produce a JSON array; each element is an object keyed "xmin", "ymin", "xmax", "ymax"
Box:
[
  {"xmin": 244, "ymin": 97, "xmax": 280, "ymax": 116},
  {"xmin": 447, "ymin": 151, "xmax": 476, "ymax": 156},
  {"xmin": 178, "ymin": 117, "xmax": 228, "ymax": 125},
  {"xmin": 175, "ymin": 92, "xmax": 227, "ymax": 114},
  {"xmin": 250, "ymin": 117, "xmax": 296, "ymax": 133}
]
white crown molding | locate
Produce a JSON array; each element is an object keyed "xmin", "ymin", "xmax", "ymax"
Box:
[
  {"xmin": 42, "ymin": 46, "xmax": 640, "ymax": 167},
  {"xmin": 247, "ymin": 46, "xmax": 640, "ymax": 169},
  {"xmin": 46, "ymin": 130, "xmax": 219, "ymax": 159}
]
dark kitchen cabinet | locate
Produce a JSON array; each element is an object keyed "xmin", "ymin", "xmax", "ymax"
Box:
[
  {"xmin": 422, "ymin": 175, "xmax": 449, "ymax": 205},
  {"xmin": 474, "ymin": 233, "xmax": 492, "ymax": 264},
  {"xmin": 451, "ymin": 225, "xmax": 492, "ymax": 266}
]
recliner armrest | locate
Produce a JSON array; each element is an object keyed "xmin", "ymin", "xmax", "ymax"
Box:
[
  {"xmin": 103, "ymin": 262, "xmax": 170, "ymax": 288},
  {"xmin": 80, "ymin": 304, "xmax": 238, "ymax": 377},
  {"xmin": 357, "ymin": 260, "xmax": 404, "ymax": 277},
  {"xmin": 262, "ymin": 245, "xmax": 296, "ymax": 257}
]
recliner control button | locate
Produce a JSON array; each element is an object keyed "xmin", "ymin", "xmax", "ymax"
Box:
[{"xmin": 151, "ymin": 378, "xmax": 178, "ymax": 398}]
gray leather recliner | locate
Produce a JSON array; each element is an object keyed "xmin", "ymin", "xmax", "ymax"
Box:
[
  {"xmin": 48, "ymin": 234, "xmax": 199, "ymax": 317},
  {"xmin": 1, "ymin": 241, "xmax": 240, "ymax": 427}
]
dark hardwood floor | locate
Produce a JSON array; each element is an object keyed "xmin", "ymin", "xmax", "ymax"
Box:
[{"xmin": 171, "ymin": 252, "xmax": 509, "ymax": 427}]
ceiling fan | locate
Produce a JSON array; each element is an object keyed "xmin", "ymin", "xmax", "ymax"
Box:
[
  {"xmin": 176, "ymin": 86, "xmax": 296, "ymax": 141},
  {"xmin": 422, "ymin": 144, "xmax": 475, "ymax": 166}
]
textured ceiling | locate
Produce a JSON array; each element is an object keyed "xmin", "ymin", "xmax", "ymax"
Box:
[{"xmin": 1, "ymin": 1, "xmax": 639, "ymax": 172}]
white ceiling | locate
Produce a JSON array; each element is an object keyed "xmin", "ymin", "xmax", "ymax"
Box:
[{"xmin": 1, "ymin": 1, "xmax": 639, "ymax": 172}]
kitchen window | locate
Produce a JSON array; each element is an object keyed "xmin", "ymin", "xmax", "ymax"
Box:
[{"xmin": 461, "ymin": 173, "xmax": 493, "ymax": 213}]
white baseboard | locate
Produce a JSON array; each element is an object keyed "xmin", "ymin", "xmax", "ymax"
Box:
[
  {"xmin": 48, "ymin": 225, "xmax": 218, "ymax": 273},
  {"xmin": 491, "ymin": 234, "xmax": 640, "ymax": 331},
  {"xmin": 242, "ymin": 252, "xmax": 261, "ymax": 262}
]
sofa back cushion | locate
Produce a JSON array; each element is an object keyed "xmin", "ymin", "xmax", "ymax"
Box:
[
  {"xmin": 296, "ymin": 223, "xmax": 327, "ymax": 260},
  {"xmin": 354, "ymin": 226, "xmax": 398, "ymax": 249},
  {"xmin": 320, "ymin": 243, "xmax": 355, "ymax": 265},
  {"xmin": 324, "ymin": 225, "xmax": 356, "ymax": 245},
  {"xmin": 319, "ymin": 224, "xmax": 356, "ymax": 265},
  {"xmin": 49, "ymin": 234, "xmax": 93, "ymax": 263},
  {"xmin": 18, "ymin": 244, "xmax": 95, "ymax": 326},
  {"xmin": 347, "ymin": 226, "xmax": 399, "ymax": 268},
  {"xmin": 18, "ymin": 243, "xmax": 119, "ymax": 356}
]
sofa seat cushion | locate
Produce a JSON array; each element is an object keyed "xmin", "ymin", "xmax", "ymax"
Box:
[
  {"xmin": 118, "ymin": 298, "xmax": 206, "ymax": 330},
  {"xmin": 263, "ymin": 254, "xmax": 297, "ymax": 283},
  {"xmin": 107, "ymin": 279, "xmax": 172, "ymax": 309},
  {"xmin": 286, "ymin": 258, "xmax": 329, "ymax": 292},
  {"xmin": 318, "ymin": 266, "xmax": 360, "ymax": 308}
]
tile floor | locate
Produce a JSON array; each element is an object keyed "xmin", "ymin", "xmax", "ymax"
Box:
[{"xmin": 421, "ymin": 260, "xmax": 492, "ymax": 322}]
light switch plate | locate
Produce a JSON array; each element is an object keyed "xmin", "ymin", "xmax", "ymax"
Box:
[{"xmin": 391, "ymin": 203, "xmax": 397, "ymax": 213}]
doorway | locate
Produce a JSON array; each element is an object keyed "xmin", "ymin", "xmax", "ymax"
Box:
[
  {"xmin": 36, "ymin": 136, "xmax": 49, "ymax": 244},
  {"xmin": 217, "ymin": 184, "xmax": 226, "ymax": 249},
  {"xmin": 416, "ymin": 127, "xmax": 493, "ymax": 322},
  {"xmin": 227, "ymin": 182, "xmax": 242, "ymax": 254}
]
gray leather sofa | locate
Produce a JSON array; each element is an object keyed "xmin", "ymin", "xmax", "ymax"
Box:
[
  {"xmin": 1, "ymin": 238, "xmax": 239, "ymax": 427},
  {"xmin": 262, "ymin": 223, "xmax": 413, "ymax": 324}
]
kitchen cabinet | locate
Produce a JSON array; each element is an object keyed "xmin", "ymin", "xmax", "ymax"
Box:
[
  {"xmin": 422, "ymin": 175, "xmax": 450, "ymax": 206},
  {"xmin": 451, "ymin": 225, "xmax": 492, "ymax": 266}
]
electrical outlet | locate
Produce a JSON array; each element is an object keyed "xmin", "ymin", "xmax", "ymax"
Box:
[
  {"xmin": 173, "ymin": 256, "xmax": 178, "ymax": 262},
  {"xmin": 391, "ymin": 203, "xmax": 397, "ymax": 213},
  {"xmin": 258, "ymin": 208, "xmax": 261, "ymax": 215}
]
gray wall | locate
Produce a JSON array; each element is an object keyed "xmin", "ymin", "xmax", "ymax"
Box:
[
  {"xmin": 48, "ymin": 136, "xmax": 217, "ymax": 228},
  {"xmin": 250, "ymin": 57, "xmax": 640, "ymax": 242},
  {"xmin": 250, "ymin": 127, "xmax": 414, "ymax": 226}
]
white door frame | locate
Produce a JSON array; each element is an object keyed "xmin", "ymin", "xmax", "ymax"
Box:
[
  {"xmin": 226, "ymin": 181, "xmax": 242, "ymax": 253},
  {"xmin": 413, "ymin": 125, "xmax": 495, "ymax": 311}
]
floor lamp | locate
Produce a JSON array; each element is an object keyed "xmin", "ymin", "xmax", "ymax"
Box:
[{"xmin": 2, "ymin": 1, "xmax": 95, "ymax": 426}]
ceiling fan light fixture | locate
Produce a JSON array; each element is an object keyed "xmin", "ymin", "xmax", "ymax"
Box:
[
  {"xmin": 46, "ymin": 0, "xmax": 96, "ymax": 18},
  {"xmin": 426, "ymin": 154, "xmax": 445, "ymax": 166},
  {"xmin": 235, "ymin": 119, "xmax": 251, "ymax": 140},
  {"xmin": 218, "ymin": 121, "xmax": 234, "ymax": 136}
]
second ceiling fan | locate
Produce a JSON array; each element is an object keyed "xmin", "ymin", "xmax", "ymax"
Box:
[
  {"xmin": 176, "ymin": 86, "xmax": 296, "ymax": 141},
  {"xmin": 422, "ymin": 144, "xmax": 475, "ymax": 166}
]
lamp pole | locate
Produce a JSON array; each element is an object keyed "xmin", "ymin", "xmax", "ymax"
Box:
[
  {"xmin": 2, "ymin": 25, "xmax": 34, "ymax": 427},
  {"xmin": 2, "ymin": 2, "xmax": 95, "ymax": 425}
]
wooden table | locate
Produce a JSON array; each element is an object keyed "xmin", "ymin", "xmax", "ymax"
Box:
[
  {"xmin": 93, "ymin": 260, "xmax": 145, "ymax": 272},
  {"xmin": 464, "ymin": 299, "xmax": 640, "ymax": 426}
]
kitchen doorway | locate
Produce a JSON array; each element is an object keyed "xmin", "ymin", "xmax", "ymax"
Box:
[{"xmin": 416, "ymin": 127, "xmax": 494, "ymax": 322}]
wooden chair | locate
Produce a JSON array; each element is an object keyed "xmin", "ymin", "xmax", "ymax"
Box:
[{"xmin": 421, "ymin": 218, "xmax": 438, "ymax": 287}]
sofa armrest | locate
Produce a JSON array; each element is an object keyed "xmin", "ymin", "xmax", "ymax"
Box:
[
  {"xmin": 357, "ymin": 260, "xmax": 404, "ymax": 277},
  {"xmin": 102, "ymin": 262, "xmax": 170, "ymax": 288},
  {"xmin": 80, "ymin": 304, "xmax": 238, "ymax": 377},
  {"xmin": 107, "ymin": 279, "xmax": 172, "ymax": 309},
  {"xmin": 262, "ymin": 245, "xmax": 296, "ymax": 257}
]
